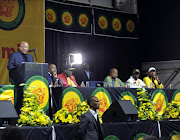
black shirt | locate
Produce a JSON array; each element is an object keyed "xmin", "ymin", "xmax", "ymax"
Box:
[{"xmin": 21, "ymin": 53, "xmax": 28, "ymax": 62}]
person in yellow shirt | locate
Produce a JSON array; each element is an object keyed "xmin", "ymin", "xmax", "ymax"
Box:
[{"xmin": 143, "ymin": 67, "xmax": 164, "ymax": 89}]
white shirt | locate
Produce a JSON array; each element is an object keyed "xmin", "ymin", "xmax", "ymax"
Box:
[
  {"xmin": 89, "ymin": 108, "xmax": 98, "ymax": 121},
  {"xmin": 85, "ymin": 70, "xmax": 90, "ymax": 80},
  {"xmin": 126, "ymin": 76, "xmax": 146, "ymax": 88}
]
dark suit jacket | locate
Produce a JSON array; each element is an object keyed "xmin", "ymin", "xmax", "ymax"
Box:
[
  {"xmin": 78, "ymin": 110, "xmax": 103, "ymax": 140},
  {"xmin": 77, "ymin": 70, "xmax": 96, "ymax": 85},
  {"xmin": 7, "ymin": 51, "xmax": 34, "ymax": 70},
  {"xmin": 48, "ymin": 72, "xmax": 62, "ymax": 86}
]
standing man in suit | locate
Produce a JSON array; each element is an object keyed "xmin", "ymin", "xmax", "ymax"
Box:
[
  {"xmin": 7, "ymin": 41, "xmax": 34, "ymax": 115},
  {"xmin": 7, "ymin": 41, "xmax": 34, "ymax": 84},
  {"xmin": 77, "ymin": 63, "xmax": 96, "ymax": 86},
  {"xmin": 78, "ymin": 96, "xmax": 103, "ymax": 140}
]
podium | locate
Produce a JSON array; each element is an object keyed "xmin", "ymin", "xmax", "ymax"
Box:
[{"xmin": 9, "ymin": 62, "xmax": 49, "ymax": 115}]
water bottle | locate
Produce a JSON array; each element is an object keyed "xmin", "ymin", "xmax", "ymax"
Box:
[
  {"xmin": 80, "ymin": 81, "xmax": 85, "ymax": 87},
  {"xmin": 86, "ymin": 81, "xmax": 89, "ymax": 87},
  {"xmin": 55, "ymin": 79, "xmax": 59, "ymax": 87}
]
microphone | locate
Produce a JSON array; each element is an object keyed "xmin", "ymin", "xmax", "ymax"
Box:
[
  {"xmin": 29, "ymin": 49, "xmax": 37, "ymax": 52},
  {"xmin": 29, "ymin": 49, "xmax": 38, "ymax": 62}
]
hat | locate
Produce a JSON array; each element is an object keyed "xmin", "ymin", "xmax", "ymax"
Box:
[
  {"xmin": 133, "ymin": 69, "xmax": 140, "ymax": 74},
  {"xmin": 62, "ymin": 64, "xmax": 75, "ymax": 71},
  {"xmin": 148, "ymin": 67, "xmax": 156, "ymax": 72}
]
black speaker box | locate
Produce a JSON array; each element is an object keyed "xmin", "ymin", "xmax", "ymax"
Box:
[
  {"xmin": 0, "ymin": 101, "xmax": 19, "ymax": 126},
  {"xmin": 102, "ymin": 100, "xmax": 138, "ymax": 123}
]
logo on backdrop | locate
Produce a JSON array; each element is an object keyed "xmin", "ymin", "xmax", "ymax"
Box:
[
  {"xmin": 61, "ymin": 10, "xmax": 73, "ymax": 27},
  {"xmin": 104, "ymin": 135, "xmax": 119, "ymax": 140},
  {"xmin": 119, "ymin": 91, "xmax": 137, "ymax": 105},
  {"xmin": 136, "ymin": 133, "xmax": 148, "ymax": 140},
  {"xmin": 126, "ymin": 20, "xmax": 135, "ymax": 32},
  {"xmin": 60, "ymin": 87, "xmax": 84, "ymax": 112},
  {"xmin": 112, "ymin": 18, "xmax": 121, "ymax": 32},
  {"xmin": 151, "ymin": 89, "xmax": 168, "ymax": 115},
  {"xmin": 0, "ymin": 85, "xmax": 14, "ymax": 105},
  {"xmin": 45, "ymin": 7, "xmax": 57, "ymax": 24},
  {"xmin": 24, "ymin": 76, "xmax": 49, "ymax": 112},
  {"xmin": 170, "ymin": 131, "xmax": 180, "ymax": 140},
  {"xmin": 0, "ymin": 0, "xmax": 25, "ymax": 30},
  {"xmin": 172, "ymin": 89, "xmax": 180, "ymax": 102},
  {"xmin": 92, "ymin": 87, "xmax": 112, "ymax": 115},
  {"xmin": 78, "ymin": 13, "xmax": 89, "ymax": 28},
  {"xmin": 98, "ymin": 15, "xmax": 108, "ymax": 30}
]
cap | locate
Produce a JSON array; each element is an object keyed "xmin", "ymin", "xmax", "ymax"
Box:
[
  {"xmin": 148, "ymin": 67, "xmax": 156, "ymax": 72},
  {"xmin": 62, "ymin": 64, "xmax": 75, "ymax": 71},
  {"xmin": 133, "ymin": 69, "xmax": 140, "ymax": 74}
]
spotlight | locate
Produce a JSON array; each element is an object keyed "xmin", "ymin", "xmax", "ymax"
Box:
[{"xmin": 69, "ymin": 53, "xmax": 82, "ymax": 65}]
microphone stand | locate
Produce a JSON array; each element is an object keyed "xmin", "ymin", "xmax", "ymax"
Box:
[{"xmin": 33, "ymin": 51, "xmax": 38, "ymax": 63}]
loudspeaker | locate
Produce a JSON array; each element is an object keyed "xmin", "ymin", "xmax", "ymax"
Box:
[
  {"xmin": 0, "ymin": 101, "xmax": 19, "ymax": 126},
  {"xmin": 102, "ymin": 100, "xmax": 138, "ymax": 123}
]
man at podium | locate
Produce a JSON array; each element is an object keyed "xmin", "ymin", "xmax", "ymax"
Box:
[
  {"xmin": 7, "ymin": 41, "xmax": 34, "ymax": 70},
  {"xmin": 7, "ymin": 41, "xmax": 34, "ymax": 85},
  {"xmin": 7, "ymin": 41, "xmax": 34, "ymax": 115}
]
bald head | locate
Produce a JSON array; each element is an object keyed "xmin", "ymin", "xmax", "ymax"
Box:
[
  {"xmin": 110, "ymin": 68, "xmax": 118, "ymax": 79},
  {"xmin": 19, "ymin": 41, "xmax": 29, "ymax": 54},
  {"xmin": 48, "ymin": 64, "xmax": 57, "ymax": 74}
]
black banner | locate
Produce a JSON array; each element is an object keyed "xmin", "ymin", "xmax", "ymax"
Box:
[
  {"xmin": 45, "ymin": 0, "xmax": 92, "ymax": 34},
  {"xmin": 93, "ymin": 8, "xmax": 138, "ymax": 38},
  {"xmin": 45, "ymin": 1, "xmax": 138, "ymax": 38},
  {"xmin": 0, "ymin": 121, "xmax": 179, "ymax": 140},
  {"xmin": 160, "ymin": 121, "xmax": 180, "ymax": 139},
  {"xmin": 20, "ymin": 126, "xmax": 52, "ymax": 140},
  {"xmin": 54, "ymin": 121, "xmax": 159, "ymax": 140},
  {"xmin": 52, "ymin": 87, "xmax": 178, "ymax": 115}
]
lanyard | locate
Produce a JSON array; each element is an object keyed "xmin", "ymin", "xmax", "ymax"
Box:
[{"xmin": 135, "ymin": 79, "xmax": 139, "ymax": 86}]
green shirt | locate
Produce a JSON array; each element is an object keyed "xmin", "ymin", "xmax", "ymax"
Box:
[{"xmin": 104, "ymin": 76, "xmax": 125, "ymax": 87}]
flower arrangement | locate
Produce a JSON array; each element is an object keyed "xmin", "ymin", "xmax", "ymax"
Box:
[
  {"xmin": 137, "ymin": 88, "xmax": 160, "ymax": 121},
  {"xmin": 53, "ymin": 100, "xmax": 103, "ymax": 124},
  {"xmin": 73, "ymin": 101, "xmax": 90, "ymax": 124},
  {"xmin": 18, "ymin": 86, "xmax": 52, "ymax": 126},
  {"xmin": 54, "ymin": 101, "xmax": 89, "ymax": 124},
  {"xmin": 162, "ymin": 100, "xmax": 180, "ymax": 120},
  {"xmin": 53, "ymin": 107, "xmax": 74, "ymax": 124}
]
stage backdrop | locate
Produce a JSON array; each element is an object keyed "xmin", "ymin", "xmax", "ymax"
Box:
[{"xmin": 0, "ymin": 0, "xmax": 44, "ymax": 85}]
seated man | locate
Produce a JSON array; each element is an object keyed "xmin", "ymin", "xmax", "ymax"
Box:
[
  {"xmin": 126, "ymin": 69, "xmax": 147, "ymax": 88},
  {"xmin": 58, "ymin": 65, "xmax": 79, "ymax": 87},
  {"xmin": 143, "ymin": 67, "xmax": 164, "ymax": 89},
  {"xmin": 104, "ymin": 68, "xmax": 125, "ymax": 87},
  {"xmin": 77, "ymin": 63, "xmax": 96, "ymax": 86},
  {"xmin": 48, "ymin": 63, "xmax": 62, "ymax": 86}
]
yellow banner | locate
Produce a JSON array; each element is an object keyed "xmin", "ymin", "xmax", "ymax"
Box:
[{"xmin": 0, "ymin": 0, "xmax": 44, "ymax": 84}]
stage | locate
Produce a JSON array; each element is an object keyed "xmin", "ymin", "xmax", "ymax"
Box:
[
  {"xmin": 1, "ymin": 86, "xmax": 180, "ymax": 139},
  {"xmin": 0, "ymin": 120, "xmax": 180, "ymax": 140}
]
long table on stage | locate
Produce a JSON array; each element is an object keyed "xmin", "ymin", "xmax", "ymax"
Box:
[
  {"xmin": 0, "ymin": 121, "xmax": 180, "ymax": 140},
  {"xmin": 51, "ymin": 87, "xmax": 179, "ymax": 115}
]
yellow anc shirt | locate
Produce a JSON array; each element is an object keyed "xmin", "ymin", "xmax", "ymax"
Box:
[
  {"xmin": 67, "ymin": 77, "xmax": 77, "ymax": 87},
  {"xmin": 143, "ymin": 76, "xmax": 164, "ymax": 89}
]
